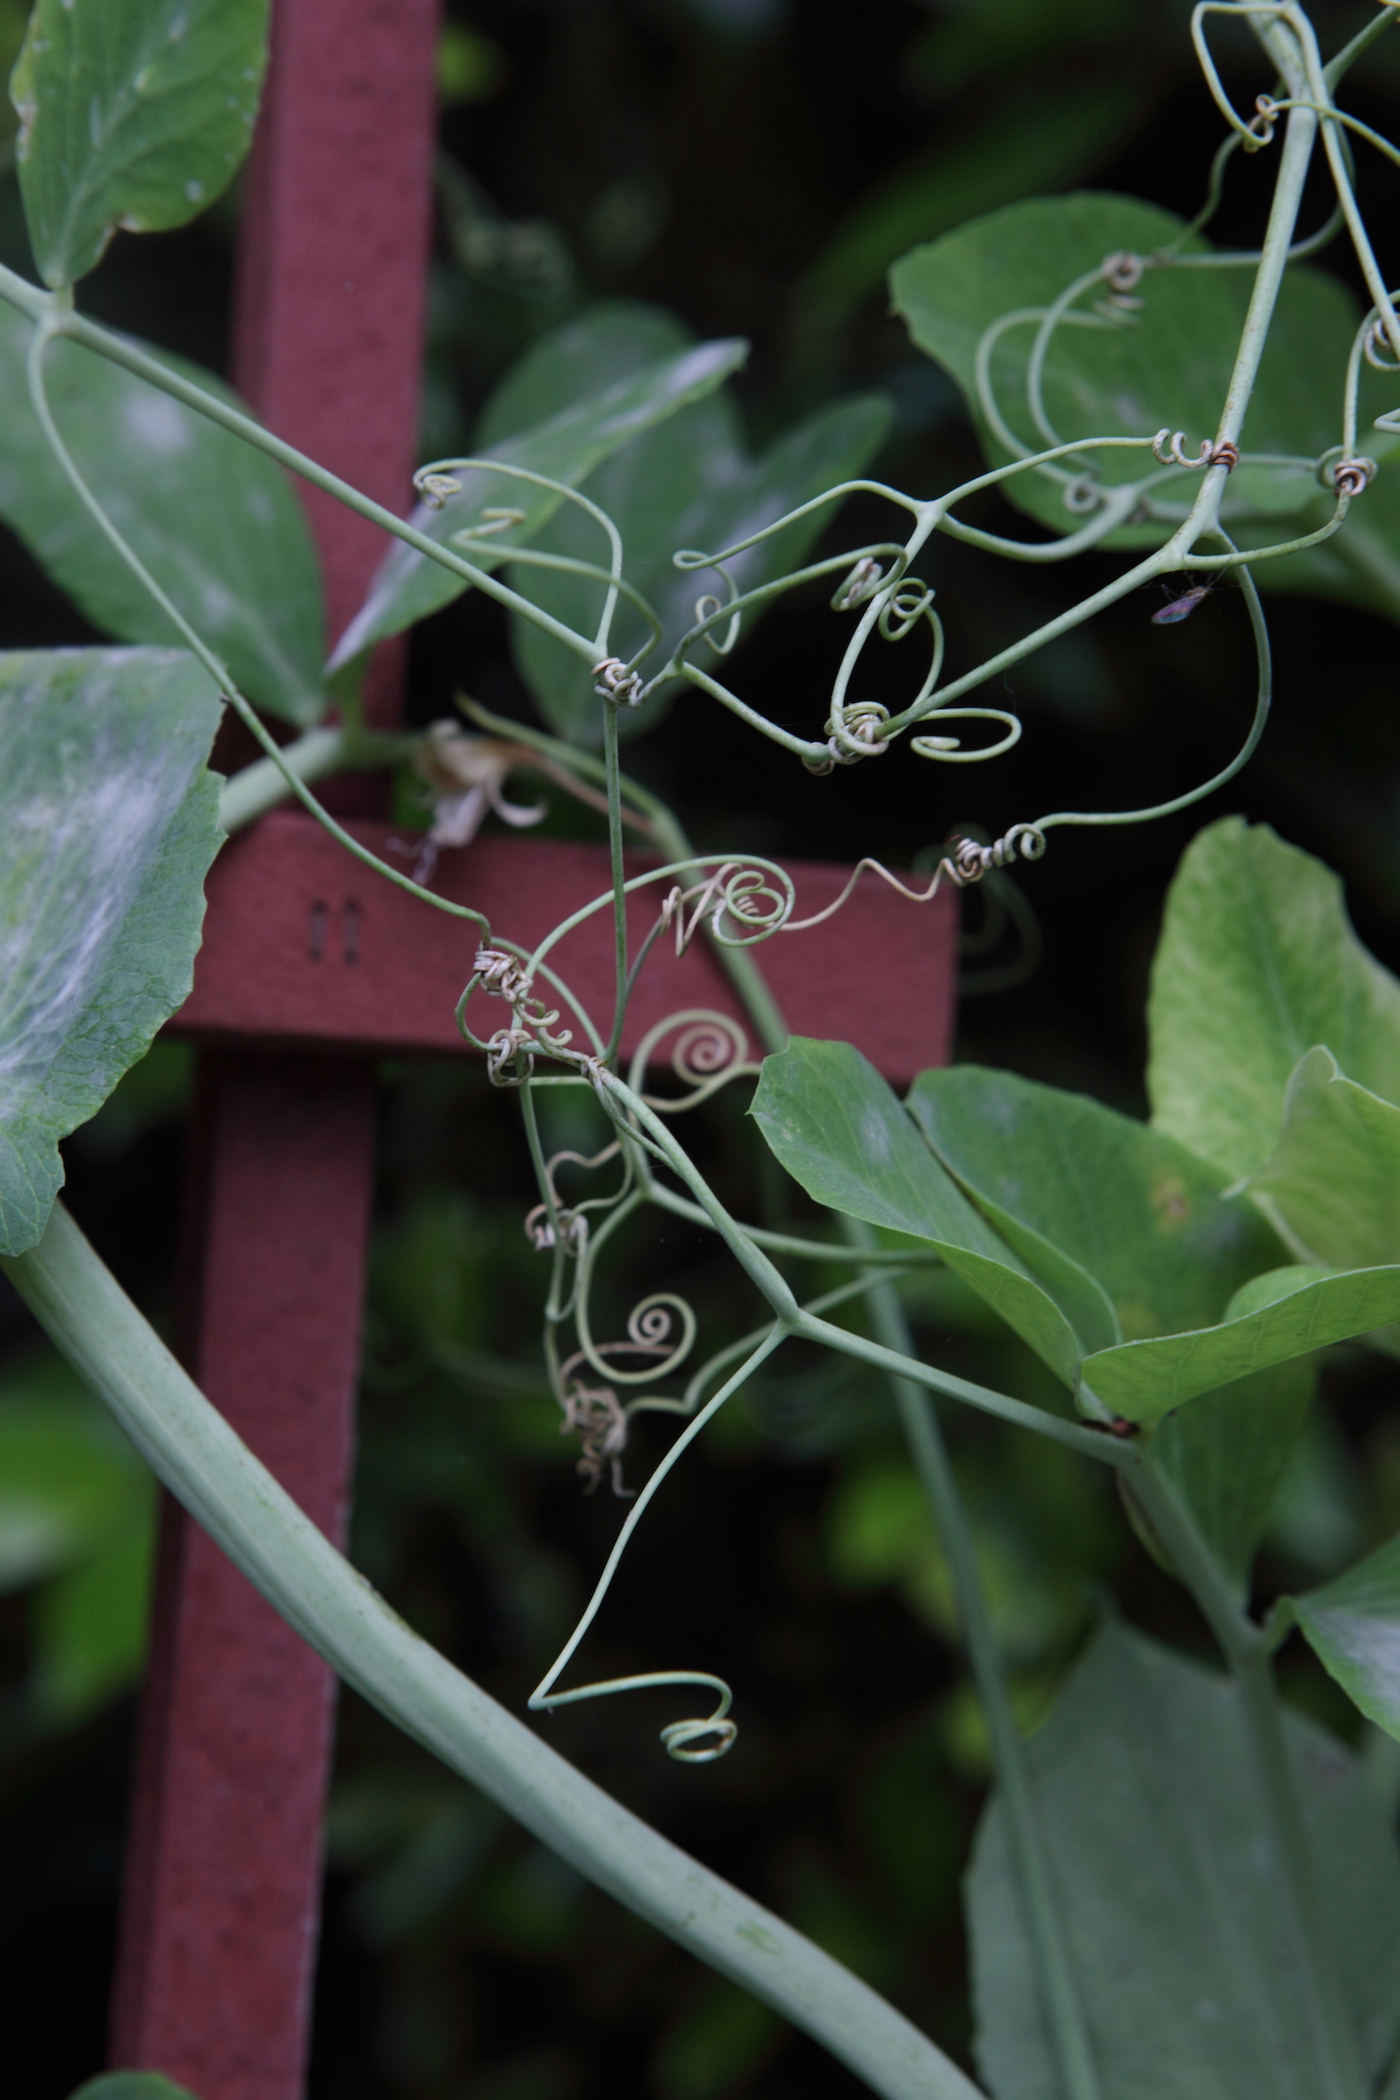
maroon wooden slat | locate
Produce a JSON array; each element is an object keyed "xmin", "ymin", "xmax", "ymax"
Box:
[
  {"xmin": 110, "ymin": 2, "xmax": 440, "ymax": 2094},
  {"xmin": 171, "ymin": 814, "xmax": 959, "ymax": 1087},
  {"xmin": 109, "ymin": 1065, "xmax": 375, "ymax": 2097},
  {"xmin": 232, "ymin": 0, "xmax": 440, "ymax": 655}
]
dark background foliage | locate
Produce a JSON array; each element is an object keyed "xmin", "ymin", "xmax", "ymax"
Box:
[{"xmin": 4, "ymin": 4, "xmax": 1400, "ymax": 2098}]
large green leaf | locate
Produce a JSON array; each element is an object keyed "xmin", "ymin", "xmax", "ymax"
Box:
[
  {"xmin": 750, "ymin": 1039, "xmax": 1086, "ymax": 1388},
  {"xmin": 908, "ymin": 1064, "xmax": 1277, "ymax": 1344},
  {"xmin": 1247, "ymin": 1047, "xmax": 1400, "ymax": 1268},
  {"xmin": 0, "ymin": 304, "xmax": 326, "ymax": 723},
  {"xmin": 1149, "ymin": 819, "xmax": 1400, "ymax": 1185},
  {"xmin": 968, "ymin": 1619, "xmax": 1400, "ymax": 2100},
  {"xmin": 1285, "ymin": 1531, "xmax": 1400, "ymax": 1743},
  {"xmin": 0, "ymin": 647, "xmax": 222, "ymax": 1254},
  {"xmin": 328, "ymin": 337, "xmax": 749, "ymax": 669},
  {"xmin": 1082, "ymin": 1262, "xmax": 1400, "ymax": 1426},
  {"xmin": 11, "ymin": 0, "xmax": 269, "ymax": 289},
  {"xmin": 492, "ymin": 305, "xmax": 892, "ymax": 746},
  {"xmin": 889, "ymin": 193, "xmax": 1396, "ymax": 583}
]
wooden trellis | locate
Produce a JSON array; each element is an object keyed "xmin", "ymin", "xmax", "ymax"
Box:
[{"xmin": 105, "ymin": 7, "xmax": 956, "ymax": 2094}]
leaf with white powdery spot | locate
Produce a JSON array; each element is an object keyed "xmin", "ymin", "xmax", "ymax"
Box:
[
  {"xmin": 11, "ymin": 0, "xmax": 270, "ymax": 289},
  {"xmin": 0, "ymin": 304, "xmax": 326, "ymax": 725},
  {"xmin": 0, "ymin": 647, "xmax": 223, "ymax": 1255}
]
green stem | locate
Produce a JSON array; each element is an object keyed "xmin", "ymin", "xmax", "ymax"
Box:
[
  {"xmin": 217, "ymin": 727, "xmax": 418, "ymax": 834},
  {"xmin": 2, "ymin": 1205, "xmax": 982, "ymax": 2100},
  {"xmin": 1127, "ymin": 1455, "xmax": 1364, "ymax": 2100}
]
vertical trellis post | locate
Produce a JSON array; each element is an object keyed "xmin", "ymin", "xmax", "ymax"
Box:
[{"xmin": 109, "ymin": 6, "xmax": 440, "ymax": 2096}]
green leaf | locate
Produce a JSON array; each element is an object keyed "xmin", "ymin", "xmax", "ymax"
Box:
[
  {"xmin": 0, "ymin": 304, "xmax": 326, "ymax": 723},
  {"xmin": 890, "ymin": 193, "xmax": 1385, "ymax": 556},
  {"xmin": 69, "ymin": 2078, "xmax": 203, "ymax": 2100},
  {"xmin": 750, "ymin": 1039, "xmax": 1085, "ymax": 1388},
  {"xmin": 1082, "ymin": 1263, "xmax": 1400, "ymax": 1426},
  {"xmin": 0, "ymin": 646, "xmax": 223, "ymax": 1254},
  {"xmin": 907, "ymin": 1064, "xmax": 1277, "ymax": 1345},
  {"xmin": 0, "ymin": 1348, "xmax": 149, "ymax": 1593},
  {"xmin": 31, "ymin": 1503, "xmax": 154, "ymax": 1727},
  {"xmin": 476, "ymin": 298, "xmax": 692, "ymax": 448},
  {"xmin": 1151, "ymin": 1360, "xmax": 1314, "ymax": 1594},
  {"xmin": 11, "ymin": 0, "xmax": 270, "ymax": 289},
  {"xmin": 509, "ymin": 329, "xmax": 891, "ymax": 746},
  {"xmin": 1247, "ymin": 1047, "xmax": 1400, "ymax": 1268},
  {"xmin": 1148, "ymin": 820, "xmax": 1400, "ymax": 1184},
  {"xmin": 968, "ymin": 1619, "xmax": 1400, "ymax": 2100},
  {"xmin": 1286, "ymin": 1531, "xmax": 1400, "ymax": 1743},
  {"xmin": 328, "ymin": 336, "xmax": 749, "ymax": 670}
]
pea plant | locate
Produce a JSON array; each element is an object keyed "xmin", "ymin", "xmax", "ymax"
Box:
[{"xmin": 7, "ymin": 3, "xmax": 1400, "ymax": 2097}]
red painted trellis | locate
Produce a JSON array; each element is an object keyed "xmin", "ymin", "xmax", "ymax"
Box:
[{"xmin": 105, "ymin": 7, "xmax": 957, "ymax": 2096}]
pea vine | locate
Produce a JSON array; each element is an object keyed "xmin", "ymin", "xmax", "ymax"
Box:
[{"xmin": 7, "ymin": 6, "xmax": 1400, "ymax": 2100}]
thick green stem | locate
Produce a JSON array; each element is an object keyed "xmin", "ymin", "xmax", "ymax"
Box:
[
  {"xmin": 1127, "ymin": 1455, "xmax": 1364, "ymax": 2100},
  {"xmin": 2, "ymin": 1205, "xmax": 983, "ymax": 2100},
  {"xmin": 852, "ymin": 1229, "xmax": 1101, "ymax": 2100},
  {"xmin": 217, "ymin": 727, "xmax": 418, "ymax": 834}
]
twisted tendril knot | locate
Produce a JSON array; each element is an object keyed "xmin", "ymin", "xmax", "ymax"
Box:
[
  {"xmin": 1152, "ymin": 430, "xmax": 1238, "ymax": 471},
  {"xmin": 825, "ymin": 701, "xmax": 891, "ymax": 765},
  {"xmin": 593, "ymin": 657, "xmax": 645, "ymax": 706},
  {"xmin": 1333, "ymin": 455, "xmax": 1378, "ymax": 498},
  {"xmin": 414, "ymin": 468, "xmax": 463, "ymax": 509},
  {"xmin": 1101, "ymin": 250, "xmax": 1144, "ymax": 294},
  {"xmin": 951, "ymin": 826, "xmax": 1047, "ymax": 884}
]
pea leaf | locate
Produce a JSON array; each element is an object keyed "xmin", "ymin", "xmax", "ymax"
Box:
[
  {"xmin": 889, "ymin": 193, "xmax": 1387, "ymax": 556},
  {"xmin": 1246, "ymin": 1047, "xmax": 1400, "ymax": 1268},
  {"xmin": 750, "ymin": 1039, "xmax": 1086, "ymax": 1389},
  {"xmin": 1284, "ymin": 1531, "xmax": 1400, "ymax": 1743},
  {"xmin": 328, "ymin": 337, "xmax": 749, "ymax": 669},
  {"xmin": 0, "ymin": 647, "xmax": 223, "ymax": 1255},
  {"xmin": 909, "ymin": 1065, "xmax": 1310, "ymax": 1580},
  {"xmin": 476, "ymin": 298, "xmax": 692, "ymax": 448},
  {"xmin": 968, "ymin": 1619, "xmax": 1400, "ymax": 2100},
  {"xmin": 1148, "ymin": 820, "xmax": 1400, "ymax": 1184},
  {"xmin": 491, "ymin": 305, "xmax": 893, "ymax": 746},
  {"xmin": 0, "ymin": 1351, "xmax": 148, "ymax": 1593},
  {"xmin": 1082, "ymin": 1262, "xmax": 1400, "ymax": 1426},
  {"xmin": 31, "ymin": 1506, "xmax": 154, "ymax": 1728},
  {"xmin": 12, "ymin": 0, "xmax": 270, "ymax": 289},
  {"xmin": 0, "ymin": 304, "xmax": 326, "ymax": 724},
  {"xmin": 907, "ymin": 1064, "xmax": 1277, "ymax": 1345}
]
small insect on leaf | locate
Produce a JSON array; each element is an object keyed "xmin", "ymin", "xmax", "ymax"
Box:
[{"xmin": 1152, "ymin": 584, "xmax": 1211, "ymax": 626}]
